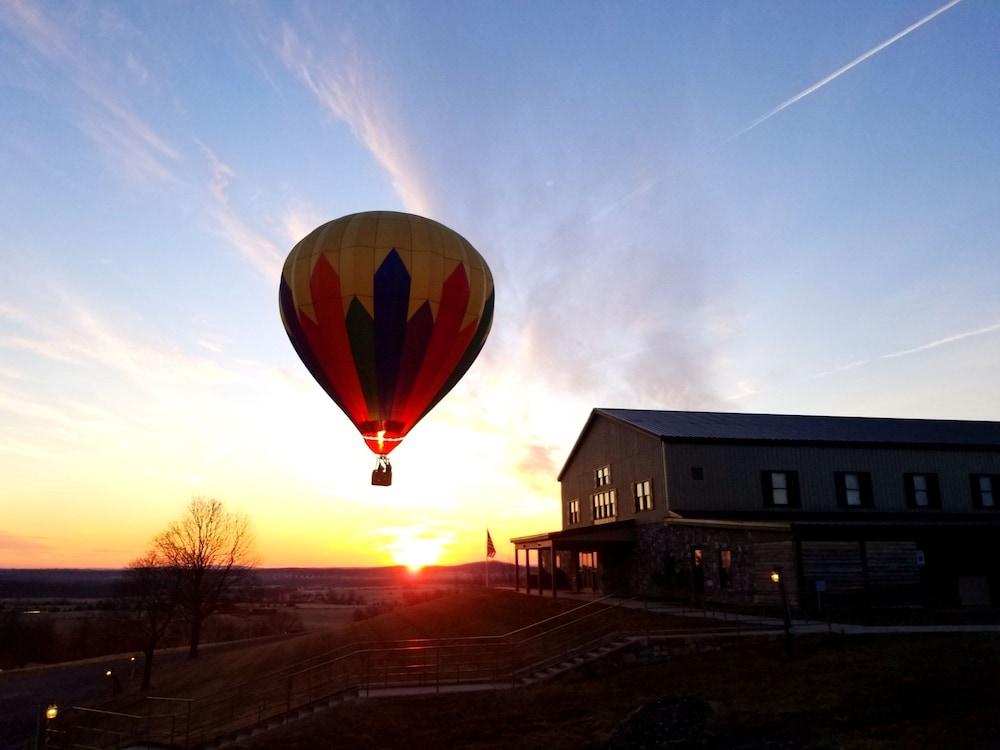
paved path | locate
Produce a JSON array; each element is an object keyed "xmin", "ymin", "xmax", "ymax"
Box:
[
  {"xmin": 1, "ymin": 651, "xmax": 149, "ymax": 750},
  {"xmin": 587, "ymin": 594, "xmax": 1000, "ymax": 636},
  {"xmin": 0, "ymin": 635, "xmax": 294, "ymax": 750}
]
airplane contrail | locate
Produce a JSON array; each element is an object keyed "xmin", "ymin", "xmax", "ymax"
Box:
[
  {"xmin": 589, "ymin": 1, "xmax": 964, "ymax": 223},
  {"xmin": 724, "ymin": 0, "xmax": 964, "ymax": 144}
]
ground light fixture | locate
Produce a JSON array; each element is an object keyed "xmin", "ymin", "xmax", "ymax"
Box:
[{"xmin": 771, "ymin": 567, "xmax": 793, "ymax": 650}]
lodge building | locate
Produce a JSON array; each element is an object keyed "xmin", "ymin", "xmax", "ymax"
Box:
[{"xmin": 511, "ymin": 409, "xmax": 1000, "ymax": 609}]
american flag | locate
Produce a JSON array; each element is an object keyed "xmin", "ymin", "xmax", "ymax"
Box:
[{"xmin": 486, "ymin": 530, "xmax": 496, "ymax": 559}]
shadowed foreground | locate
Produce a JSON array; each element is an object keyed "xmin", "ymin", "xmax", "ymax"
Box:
[{"xmin": 234, "ymin": 634, "xmax": 1000, "ymax": 750}]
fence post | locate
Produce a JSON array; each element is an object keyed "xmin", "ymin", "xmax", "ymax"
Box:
[{"xmin": 365, "ymin": 651, "xmax": 371, "ymax": 697}]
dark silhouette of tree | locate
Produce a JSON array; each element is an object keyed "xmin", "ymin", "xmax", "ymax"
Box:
[
  {"xmin": 155, "ymin": 497, "xmax": 255, "ymax": 658},
  {"xmin": 119, "ymin": 551, "xmax": 181, "ymax": 689}
]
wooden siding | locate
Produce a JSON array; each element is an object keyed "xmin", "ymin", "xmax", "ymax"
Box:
[
  {"xmin": 866, "ymin": 541, "xmax": 920, "ymax": 591},
  {"xmin": 801, "ymin": 541, "xmax": 865, "ymax": 593},
  {"xmin": 665, "ymin": 442, "xmax": 1000, "ymax": 514},
  {"xmin": 560, "ymin": 416, "xmax": 665, "ymax": 529}
]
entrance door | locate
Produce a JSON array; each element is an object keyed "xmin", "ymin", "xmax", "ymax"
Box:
[
  {"xmin": 691, "ymin": 547, "xmax": 705, "ymax": 595},
  {"xmin": 578, "ymin": 551, "xmax": 598, "ymax": 592}
]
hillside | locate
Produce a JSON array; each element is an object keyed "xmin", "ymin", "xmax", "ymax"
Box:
[{"xmin": 236, "ymin": 634, "xmax": 1000, "ymax": 750}]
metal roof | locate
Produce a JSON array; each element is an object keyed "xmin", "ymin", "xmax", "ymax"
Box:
[
  {"xmin": 557, "ymin": 408, "xmax": 1000, "ymax": 481},
  {"xmin": 599, "ymin": 408, "xmax": 1000, "ymax": 447}
]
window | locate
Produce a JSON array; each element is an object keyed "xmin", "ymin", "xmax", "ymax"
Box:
[
  {"xmin": 904, "ymin": 473, "xmax": 940, "ymax": 508},
  {"xmin": 594, "ymin": 465, "xmax": 612, "ymax": 488},
  {"xmin": 835, "ymin": 471, "xmax": 873, "ymax": 508},
  {"xmin": 691, "ymin": 547, "xmax": 704, "ymax": 568},
  {"xmin": 568, "ymin": 499, "xmax": 580, "ymax": 524},
  {"xmin": 691, "ymin": 467, "xmax": 704, "ymax": 480},
  {"xmin": 972, "ymin": 475, "xmax": 999, "ymax": 509},
  {"xmin": 633, "ymin": 480, "xmax": 653, "ymax": 512},
  {"xmin": 762, "ymin": 470, "xmax": 800, "ymax": 507},
  {"xmin": 592, "ymin": 489, "xmax": 617, "ymax": 520},
  {"xmin": 719, "ymin": 548, "xmax": 733, "ymax": 588},
  {"xmin": 579, "ymin": 551, "xmax": 597, "ymax": 569}
]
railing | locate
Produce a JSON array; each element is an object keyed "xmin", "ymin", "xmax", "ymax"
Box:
[{"xmin": 45, "ymin": 594, "xmax": 763, "ymax": 749}]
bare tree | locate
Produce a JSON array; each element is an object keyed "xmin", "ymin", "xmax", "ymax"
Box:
[
  {"xmin": 155, "ymin": 497, "xmax": 255, "ymax": 658},
  {"xmin": 119, "ymin": 551, "xmax": 181, "ymax": 689}
]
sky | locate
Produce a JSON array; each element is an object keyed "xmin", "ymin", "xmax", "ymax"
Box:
[{"xmin": 1, "ymin": 0, "xmax": 998, "ymax": 569}]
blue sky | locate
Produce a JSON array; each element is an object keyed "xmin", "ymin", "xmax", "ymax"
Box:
[{"xmin": 1, "ymin": 0, "xmax": 998, "ymax": 567}]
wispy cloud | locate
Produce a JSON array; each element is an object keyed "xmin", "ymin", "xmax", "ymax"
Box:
[
  {"xmin": 724, "ymin": 0, "xmax": 964, "ymax": 144},
  {"xmin": 0, "ymin": 292, "xmax": 238, "ymax": 388},
  {"xmin": 277, "ymin": 23, "xmax": 433, "ymax": 215},
  {"xmin": 0, "ymin": 531, "xmax": 51, "ymax": 553},
  {"xmin": 0, "ymin": 385, "xmax": 116, "ymax": 436},
  {"xmin": 0, "ymin": 0, "xmax": 179, "ymax": 182},
  {"xmin": 200, "ymin": 144, "xmax": 285, "ymax": 281},
  {"xmin": 281, "ymin": 204, "xmax": 325, "ymax": 247}
]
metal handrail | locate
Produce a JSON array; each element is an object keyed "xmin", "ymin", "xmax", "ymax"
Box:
[{"xmin": 214, "ymin": 592, "xmax": 618, "ymax": 695}]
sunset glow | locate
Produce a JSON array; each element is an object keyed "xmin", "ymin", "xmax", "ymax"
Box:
[{"xmin": 384, "ymin": 529, "xmax": 451, "ymax": 572}]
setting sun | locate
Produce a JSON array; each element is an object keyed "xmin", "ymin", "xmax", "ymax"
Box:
[{"xmin": 384, "ymin": 529, "xmax": 450, "ymax": 572}]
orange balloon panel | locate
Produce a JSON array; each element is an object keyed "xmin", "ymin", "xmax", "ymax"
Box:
[{"xmin": 279, "ymin": 211, "xmax": 494, "ymax": 456}]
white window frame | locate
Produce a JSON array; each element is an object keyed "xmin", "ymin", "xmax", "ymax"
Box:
[
  {"xmin": 978, "ymin": 476, "xmax": 995, "ymax": 508},
  {"xmin": 633, "ymin": 479, "xmax": 653, "ymax": 512},
  {"xmin": 844, "ymin": 473, "xmax": 862, "ymax": 507},
  {"xmin": 770, "ymin": 471, "xmax": 789, "ymax": 506},
  {"xmin": 591, "ymin": 489, "xmax": 617, "ymax": 521}
]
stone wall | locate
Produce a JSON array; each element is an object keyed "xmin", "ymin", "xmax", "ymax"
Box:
[
  {"xmin": 664, "ymin": 524, "xmax": 797, "ymax": 607},
  {"xmin": 630, "ymin": 525, "xmax": 670, "ymax": 595}
]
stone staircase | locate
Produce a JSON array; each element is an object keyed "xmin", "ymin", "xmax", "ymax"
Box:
[{"xmin": 516, "ymin": 636, "xmax": 634, "ymax": 686}]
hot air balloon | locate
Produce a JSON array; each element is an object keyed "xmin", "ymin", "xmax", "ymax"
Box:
[{"xmin": 279, "ymin": 211, "xmax": 494, "ymax": 485}]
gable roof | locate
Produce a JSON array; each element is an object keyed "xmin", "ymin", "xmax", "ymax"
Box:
[{"xmin": 557, "ymin": 408, "xmax": 1000, "ymax": 481}]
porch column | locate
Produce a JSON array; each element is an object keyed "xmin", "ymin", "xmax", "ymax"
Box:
[
  {"xmin": 514, "ymin": 547, "xmax": 520, "ymax": 592},
  {"xmin": 535, "ymin": 549, "xmax": 541, "ymax": 596},
  {"xmin": 527, "ymin": 549, "xmax": 533, "ymax": 595},
  {"xmin": 551, "ymin": 547, "xmax": 557, "ymax": 599}
]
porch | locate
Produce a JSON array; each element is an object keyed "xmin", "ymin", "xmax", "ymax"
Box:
[{"xmin": 510, "ymin": 521, "xmax": 637, "ymax": 598}]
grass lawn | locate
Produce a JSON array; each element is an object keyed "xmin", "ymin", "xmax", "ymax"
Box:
[
  {"xmin": 113, "ymin": 591, "xmax": 595, "ymax": 704},
  {"xmin": 236, "ymin": 633, "xmax": 1000, "ymax": 749}
]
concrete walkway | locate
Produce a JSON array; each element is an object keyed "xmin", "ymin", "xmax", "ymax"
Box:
[{"xmin": 586, "ymin": 594, "xmax": 1000, "ymax": 636}]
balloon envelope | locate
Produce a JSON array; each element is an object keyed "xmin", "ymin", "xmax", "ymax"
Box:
[{"xmin": 279, "ymin": 211, "xmax": 494, "ymax": 457}]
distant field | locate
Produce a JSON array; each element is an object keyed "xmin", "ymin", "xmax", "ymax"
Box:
[{"xmin": 288, "ymin": 604, "xmax": 356, "ymax": 631}]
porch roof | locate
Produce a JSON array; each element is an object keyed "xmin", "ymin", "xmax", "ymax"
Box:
[{"xmin": 511, "ymin": 519, "xmax": 636, "ymax": 549}]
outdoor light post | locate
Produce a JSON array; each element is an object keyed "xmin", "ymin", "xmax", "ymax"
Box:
[
  {"xmin": 771, "ymin": 568, "xmax": 793, "ymax": 652},
  {"xmin": 39, "ymin": 704, "xmax": 58, "ymax": 749},
  {"xmin": 105, "ymin": 669, "xmax": 122, "ymax": 697}
]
